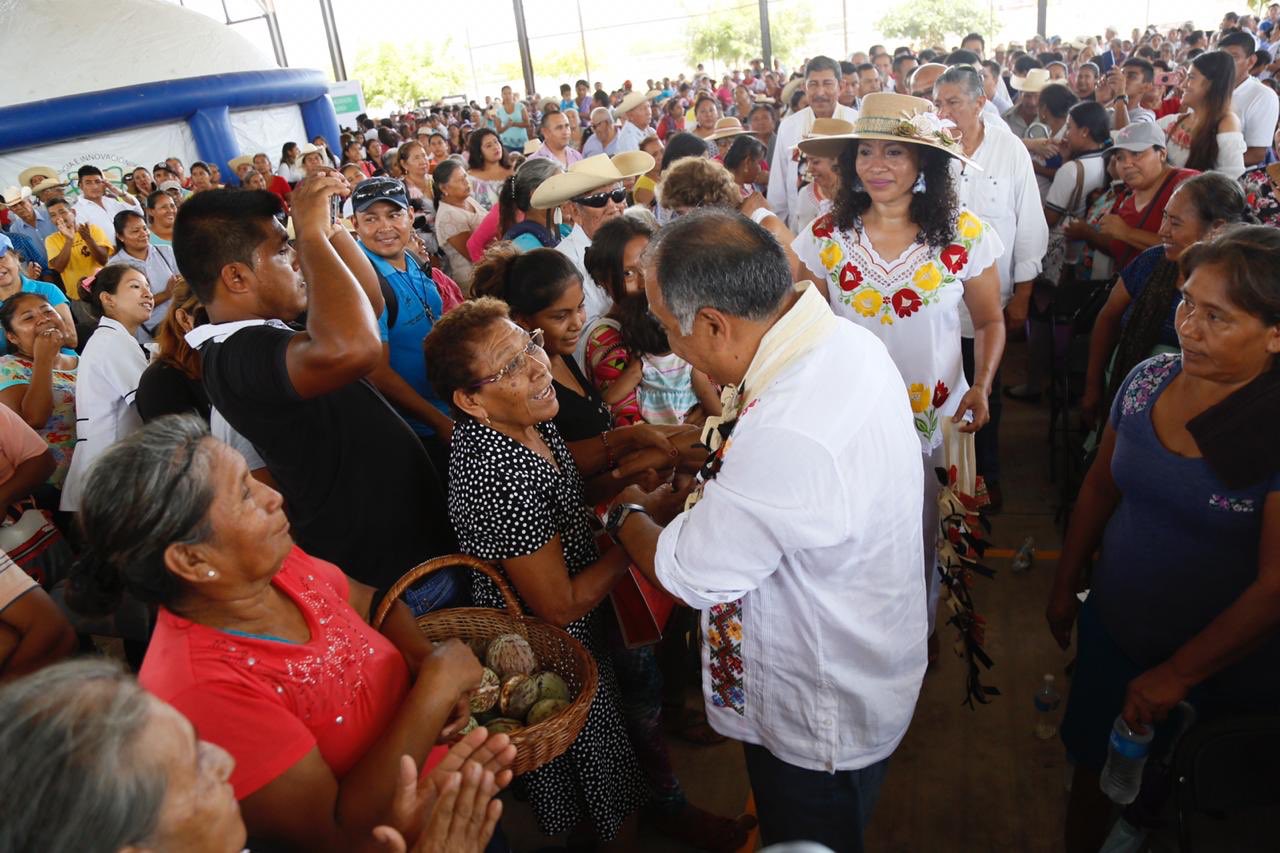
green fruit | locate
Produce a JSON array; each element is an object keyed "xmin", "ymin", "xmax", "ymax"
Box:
[
  {"xmin": 486, "ymin": 717, "xmax": 524, "ymax": 735},
  {"xmin": 468, "ymin": 668, "xmax": 501, "ymax": 714},
  {"xmin": 526, "ymin": 698, "xmax": 569, "ymax": 726},
  {"xmin": 485, "ymin": 634, "xmax": 537, "ymax": 680},
  {"xmin": 529, "ymin": 671, "xmax": 570, "ymax": 703}
]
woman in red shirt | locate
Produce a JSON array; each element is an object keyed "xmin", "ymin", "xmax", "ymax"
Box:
[{"xmin": 67, "ymin": 415, "xmax": 506, "ymax": 851}]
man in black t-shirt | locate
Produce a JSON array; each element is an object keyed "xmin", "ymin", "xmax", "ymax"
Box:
[{"xmin": 173, "ymin": 174, "xmax": 462, "ymax": 609}]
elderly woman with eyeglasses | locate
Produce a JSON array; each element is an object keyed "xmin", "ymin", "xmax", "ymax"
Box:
[
  {"xmin": 422, "ymin": 297, "xmax": 697, "ymax": 846},
  {"xmin": 63, "ymin": 415, "xmax": 509, "ymax": 852}
]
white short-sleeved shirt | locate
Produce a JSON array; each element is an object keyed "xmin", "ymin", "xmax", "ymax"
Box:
[
  {"xmin": 106, "ymin": 245, "xmax": 180, "ymax": 338},
  {"xmin": 60, "ymin": 317, "xmax": 148, "ymax": 511},
  {"xmin": 655, "ymin": 309, "xmax": 926, "ymax": 773},
  {"xmin": 1232, "ymin": 75, "xmax": 1280, "ymax": 150},
  {"xmin": 72, "ymin": 196, "xmax": 142, "ymax": 248},
  {"xmin": 1044, "ymin": 150, "xmax": 1111, "ymax": 218}
]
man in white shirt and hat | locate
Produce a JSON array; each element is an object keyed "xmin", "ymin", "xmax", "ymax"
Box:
[
  {"xmin": 767, "ymin": 56, "xmax": 860, "ymax": 231},
  {"xmin": 606, "ymin": 208, "xmax": 926, "ymax": 852},
  {"xmin": 614, "ymin": 90, "xmax": 656, "ymax": 153},
  {"xmin": 530, "ymin": 151, "xmax": 655, "ymax": 367},
  {"xmin": 934, "ymin": 65, "xmax": 1048, "ymax": 509}
]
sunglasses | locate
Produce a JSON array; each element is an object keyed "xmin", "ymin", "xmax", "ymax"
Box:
[
  {"xmin": 572, "ymin": 188, "xmax": 627, "ymax": 208},
  {"xmin": 468, "ymin": 329, "xmax": 545, "ymax": 389}
]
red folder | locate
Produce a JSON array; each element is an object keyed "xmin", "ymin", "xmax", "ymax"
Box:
[{"xmin": 610, "ymin": 565, "xmax": 677, "ymax": 648}]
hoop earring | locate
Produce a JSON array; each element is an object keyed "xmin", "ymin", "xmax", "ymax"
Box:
[{"xmin": 913, "ymin": 172, "xmax": 927, "ymax": 194}]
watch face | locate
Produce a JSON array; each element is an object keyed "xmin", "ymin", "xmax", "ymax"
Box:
[{"xmin": 606, "ymin": 504, "xmax": 625, "ymax": 532}]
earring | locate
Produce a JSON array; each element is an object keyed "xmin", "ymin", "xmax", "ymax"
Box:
[
  {"xmin": 553, "ymin": 207, "xmax": 563, "ymax": 226},
  {"xmin": 206, "ymin": 570, "xmax": 217, "ymax": 578},
  {"xmin": 913, "ymin": 172, "xmax": 927, "ymax": 194}
]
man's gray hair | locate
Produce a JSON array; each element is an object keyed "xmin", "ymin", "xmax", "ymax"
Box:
[
  {"xmin": 644, "ymin": 208, "xmax": 791, "ymax": 334},
  {"xmin": 0, "ymin": 659, "xmax": 165, "ymax": 852},
  {"xmin": 590, "ymin": 106, "xmax": 612, "ymax": 126},
  {"xmin": 935, "ymin": 65, "xmax": 985, "ymax": 101},
  {"xmin": 72, "ymin": 414, "xmax": 217, "ymax": 613}
]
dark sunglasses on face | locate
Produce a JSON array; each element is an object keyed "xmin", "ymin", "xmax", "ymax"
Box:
[{"xmin": 572, "ymin": 188, "xmax": 628, "ymax": 208}]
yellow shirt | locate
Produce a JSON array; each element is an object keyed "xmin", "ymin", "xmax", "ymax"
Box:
[{"xmin": 44, "ymin": 225, "xmax": 110, "ymax": 300}]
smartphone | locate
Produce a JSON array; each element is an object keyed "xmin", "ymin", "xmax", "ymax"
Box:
[{"xmin": 1155, "ymin": 71, "xmax": 1181, "ymax": 87}]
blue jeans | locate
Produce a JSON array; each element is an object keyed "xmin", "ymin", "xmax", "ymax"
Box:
[
  {"xmin": 401, "ymin": 566, "xmax": 467, "ymax": 616},
  {"xmin": 743, "ymin": 743, "xmax": 890, "ymax": 853}
]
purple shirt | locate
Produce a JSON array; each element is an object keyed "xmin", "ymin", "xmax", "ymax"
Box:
[{"xmin": 528, "ymin": 143, "xmax": 584, "ymax": 169}]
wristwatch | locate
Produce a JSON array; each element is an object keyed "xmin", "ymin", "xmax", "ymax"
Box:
[{"xmin": 605, "ymin": 503, "xmax": 648, "ymax": 538}]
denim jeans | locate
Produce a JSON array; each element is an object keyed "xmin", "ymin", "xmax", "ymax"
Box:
[
  {"xmin": 401, "ymin": 566, "xmax": 467, "ymax": 616},
  {"xmin": 743, "ymin": 743, "xmax": 890, "ymax": 853}
]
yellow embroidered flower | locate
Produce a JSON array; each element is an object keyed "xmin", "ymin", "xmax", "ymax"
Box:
[
  {"xmin": 707, "ymin": 627, "xmax": 722, "ymax": 646},
  {"xmin": 727, "ymin": 622, "xmax": 742, "ymax": 641},
  {"xmin": 852, "ymin": 288, "xmax": 880, "ymax": 317},
  {"xmin": 908, "ymin": 382, "xmax": 931, "ymax": 413},
  {"xmin": 913, "ymin": 261, "xmax": 943, "ymax": 292},
  {"xmin": 819, "ymin": 241, "xmax": 843, "ymax": 270},
  {"xmin": 957, "ymin": 210, "xmax": 983, "ymax": 240},
  {"xmin": 879, "ymin": 313, "xmax": 893, "ymax": 325}
]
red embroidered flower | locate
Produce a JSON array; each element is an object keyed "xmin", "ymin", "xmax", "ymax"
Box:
[
  {"xmin": 838, "ymin": 262, "xmax": 863, "ymax": 291},
  {"xmin": 933, "ymin": 380, "xmax": 950, "ymax": 408},
  {"xmin": 811, "ymin": 213, "xmax": 834, "ymax": 239},
  {"xmin": 940, "ymin": 243, "xmax": 969, "ymax": 273},
  {"xmin": 891, "ymin": 287, "xmax": 922, "ymax": 317}
]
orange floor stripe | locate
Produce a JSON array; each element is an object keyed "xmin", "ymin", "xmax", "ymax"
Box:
[{"xmin": 736, "ymin": 790, "xmax": 758, "ymax": 853}]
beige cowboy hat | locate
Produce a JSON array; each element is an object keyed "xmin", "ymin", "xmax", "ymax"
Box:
[
  {"xmin": 31, "ymin": 177, "xmax": 69, "ymax": 194},
  {"xmin": 0, "ymin": 185, "xmax": 33, "ymax": 207},
  {"xmin": 1011, "ymin": 68, "xmax": 1053, "ymax": 92},
  {"xmin": 296, "ymin": 142, "xmax": 323, "ymax": 158},
  {"xmin": 18, "ymin": 165, "xmax": 59, "ymax": 188},
  {"xmin": 228, "ymin": 154, "xmax": 255, "ymax": 174},
  {"xmin": 530, "ymin": 151, "xmax": 655, "ymax": 209},
  {"xmin": 753, "ymin": 94, "xmax": 777, "ymax": 105},
  {"xmin": 523, "ymin": 138, "xmax": 543, "ymax": 156},
  {"xmin": 779, "ymin": 77, "xmax": 804, "ymax": 108},
  {"xmin": 644, "ymin": 88, "xmax": 665, "ymax": 101},
  {"xmin": 805, "ymin": 117, "xmax": 855, "ymax": 142},
  {"xmin": 616, "ymin": 90, "xmax": 651, "ymax": 115},
  {"xmin": 706, "ymin": 117, "xmax": 752, "ymax": 141},
  {"xmin": 796, "ymin": 92, "xmax": 981, "ymax": 170},
  {"xmin": 539, "ymin": 96, "xmax": 560, "ymax": 113}
]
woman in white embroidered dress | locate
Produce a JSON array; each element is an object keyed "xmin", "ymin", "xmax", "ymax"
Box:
[{"xmin": 792, "ymin": 93, "xmax": 1006, "ymax": 652}]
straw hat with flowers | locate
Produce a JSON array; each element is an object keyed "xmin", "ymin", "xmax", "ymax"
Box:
[{"xmin": 796, "ymin": 93, "xmax": 981, "ymax": 170}]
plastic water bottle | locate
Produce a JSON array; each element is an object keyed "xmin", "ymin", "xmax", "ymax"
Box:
[
  {"xmin": 1011, "ymin": 536, "xmax": 1035, "ymax": 572},
  {"xmin": 1033, "ymin": 674, "xmax": 1061, "ymax": 739},
  {"xmin": 1100, "ymin": 716, "xmax": 1155, "ymax": 804}
]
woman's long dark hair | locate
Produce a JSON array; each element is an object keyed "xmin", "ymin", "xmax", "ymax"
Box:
[
  {"xmin": 833, "ymin": 142, "xmax": 960, "ymax": 250},
  {"xmin": 467, "ymin": 128, "xmax": 510, "ymax": 171},
  {"xmin": 584, "ymin": 216, "xmax": 654, "ymax": 303},
  {"xmin": 1185, "ymin": 51, "xmax": 1236, "ymax": 173}
]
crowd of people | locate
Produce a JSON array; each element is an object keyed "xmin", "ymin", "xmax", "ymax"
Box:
[{"xmin": 1, "ymin": 11, "xmax": 1279, "ymax": 853}]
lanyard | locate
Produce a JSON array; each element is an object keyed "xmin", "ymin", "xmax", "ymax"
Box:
[{"xmin": 395, "ymin": 262, "xmax": 439, "ymax": 325}]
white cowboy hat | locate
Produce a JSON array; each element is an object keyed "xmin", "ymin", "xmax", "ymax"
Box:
[
  {"xmin": 530, "ymin": 151, "xmax": 655, "ymax": 209},
  {"xmin": 31, "ymin": 177, "xmax": 69, "ymax": 194},
  {"xmin": 616, "ymin": 90, "xmax": 651, "ymax": 115},
  {"xmin": 0, "ymin": 185, "xmax": 33, "ymax": 207},
  {"xmin": 1010, "ymin": 68, "xmax": 1053, "ymax": 93},
  {"xmin": 706, "ymin": 117, "xmax": 753, "ymax": 141},
  {"xmin": 523, "ymin": 138, "xmax": 543, "ymax": 156},
  {"xmin": 18, "ymin": 165, "xmax": 59, "ymax": 188},
  {"xmin": 296, "ymin": 142, "xmax": 323, "ymax": 157},
  {"xmin": 228, "ymin": 154, "xmax": 255, "ymax": 173},
  {"xmin": 796, "ymin": 93, "xmax": 981, "ymax": 170}
]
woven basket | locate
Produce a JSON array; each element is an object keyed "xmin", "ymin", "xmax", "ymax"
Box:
[{"xmin": 372, "ymin": 554, "xmax": 598, "ymax": 776}]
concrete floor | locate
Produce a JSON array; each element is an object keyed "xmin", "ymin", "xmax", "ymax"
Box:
[{"xmin": 501, "ymin": 341, "xmax": 1080, "ymax": 851}]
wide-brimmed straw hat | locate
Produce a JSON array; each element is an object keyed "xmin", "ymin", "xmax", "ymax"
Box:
[
  {"xmin": 779, "ymin": 77, "xmax": 804, "ymax": 108},
  {"xmin": 228, "ymin": 154, "xmax": 255, "ymax": 174},
  {"xmin": 1010, "ymin": 68, "xmax": 1053, "ymax": 93},
  {"xmin": 523, "ymin": 138, "xmax": 543, "ymax": 156},
  {"xmin": 1, "ymin": 185, "xmax": 33, "ymax": 207},
  {"xmin": 31, "ymin": 177, "xmax": 68, "ymax": 194},
  {"xmin": 296, "ymin": 142, "xmax": 323, "ymax": 158},
  {"xmin": 18, "ymin": 165, "xmax": 60, "ymax": 189},
  {"xmin": 706, "ymin": 117, "xmax": 752, "ymax": 141},
  {"xmin": 796, "ymin": 93, "xmax": 981, "ymax": 170},
  {"xmin": 616, "ymin": 90, "xmax": 651, "ymax": 115},
  {"xmin": 530, "ymin": 151, "xmax": 655, "ymax": 209}
]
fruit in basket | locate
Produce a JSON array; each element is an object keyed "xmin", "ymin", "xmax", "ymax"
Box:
[
  {"xmin": 526, "ymin": 698, "xmax": 570, "ymax": 726},
  {"xmin": 459, "ymin": 715, "xmax": 479, "ymax": 736},
  {"xmin": 500, "ymin": 674, "xmax": 541, "ymax": 719},
  {"xmin": 468, "ymin": 668, "xmax": 501, "ymax": 714},
  {"xmin": 486, "ymin": 633, "xmax": 537, "ymax": 680},
  {"xmin": 528, "ymin": 671, "xmax": 570, "ymax": 703},
  {"xmin": 486, "ymin": 717, "xmax": 524, "ymax": 735}
]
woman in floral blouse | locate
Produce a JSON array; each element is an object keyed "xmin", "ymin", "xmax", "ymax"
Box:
[{"xmin": 792, "ymin": 93, "xmax": 1005, "ymax": 646}]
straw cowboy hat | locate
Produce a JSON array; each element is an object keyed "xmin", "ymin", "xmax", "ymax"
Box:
[
  {"xmin": 796, "ymin": 92, "xmax": 981, "ymax": 170},
  {"xmin": 31, "ymin": 177, "xmax": 69, "ymax": 195},
  {"xmin": 530, "ymin": 151, "xmax": 655, "ymax": 209},
  {"xmin": 296, "ymin": 142, "xmax": 323, "ymax": 158},
  {"xmin": 616, "ymin": 90, "xmax": 652, "ymax": 115},
  {"xmin": 228, "ymin": 154, "xmax": 255, "ymax": 174},
  {"xmin": 1010, "ymin": 68, "xmax": 1053, "ymax": 93},
  {"xmin": 779, "ymin": 77, "xmax": 804, "ymax": 108},
  {"xmin": 706, "ymin": 117, "xmax": 752, "ymax": 141},
  {"xmin": 805, "ymin": 117, "xmax": 855, "ymax": 145},
  {"xmin": 18, "ymin": 165, "xmax": 59, "ymax": 189},
  {"xmin": 0, "ymin": 185, "xmax": 33, "ymax": 207},
  {"xmin": 523, "ymin": 138, "xmax": 543, "ymax": 156}
]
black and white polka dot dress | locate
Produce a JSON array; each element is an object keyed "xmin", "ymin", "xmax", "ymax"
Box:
[{"xmin": 448, "ymin": 417, "xmax": 649, "ymax": 840}]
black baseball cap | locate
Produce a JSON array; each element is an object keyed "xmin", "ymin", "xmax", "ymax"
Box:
[{"xmin": 350, "ymin": 177, "xmax": 409, "ymax": 212}]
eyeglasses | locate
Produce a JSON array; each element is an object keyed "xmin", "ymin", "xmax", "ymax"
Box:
[
  {"xmin": 572, "ymin": 188, "xmax": 627, "ymax": 208},
  {"xmin": 468, "ymin": 328, "xmax": 545, "ymax": 389}
]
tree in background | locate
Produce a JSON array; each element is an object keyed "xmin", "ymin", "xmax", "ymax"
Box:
[
  {"xmin": 353, "ymin": 41, "xmax": 467, "ymax": 110},
  {"xmin": 685, "ymin": 0, "xmax": 814, "ymax": 69},
  {"xmin": 875, "ymin": 0, "xmax": 988, "ymax": 51}
]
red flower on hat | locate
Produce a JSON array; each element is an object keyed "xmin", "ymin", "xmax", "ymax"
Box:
[
  {"xmin": 933, "ymin": 380, "xmax": 950, "ymax": 408},
  {"xmin": 940, "ymin": 243, "xmax": 969, "ymax": 274},
  {"xmin": 891, "ymin": 287, "xmax": 922, "ymax": 317},
  {"xmin": 811, "ymin": 213, "xmax": 834, "ymax": 240},
  {"xmin": 838, "ymin": 262, "xmax": 863, "ymax": 292}
]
